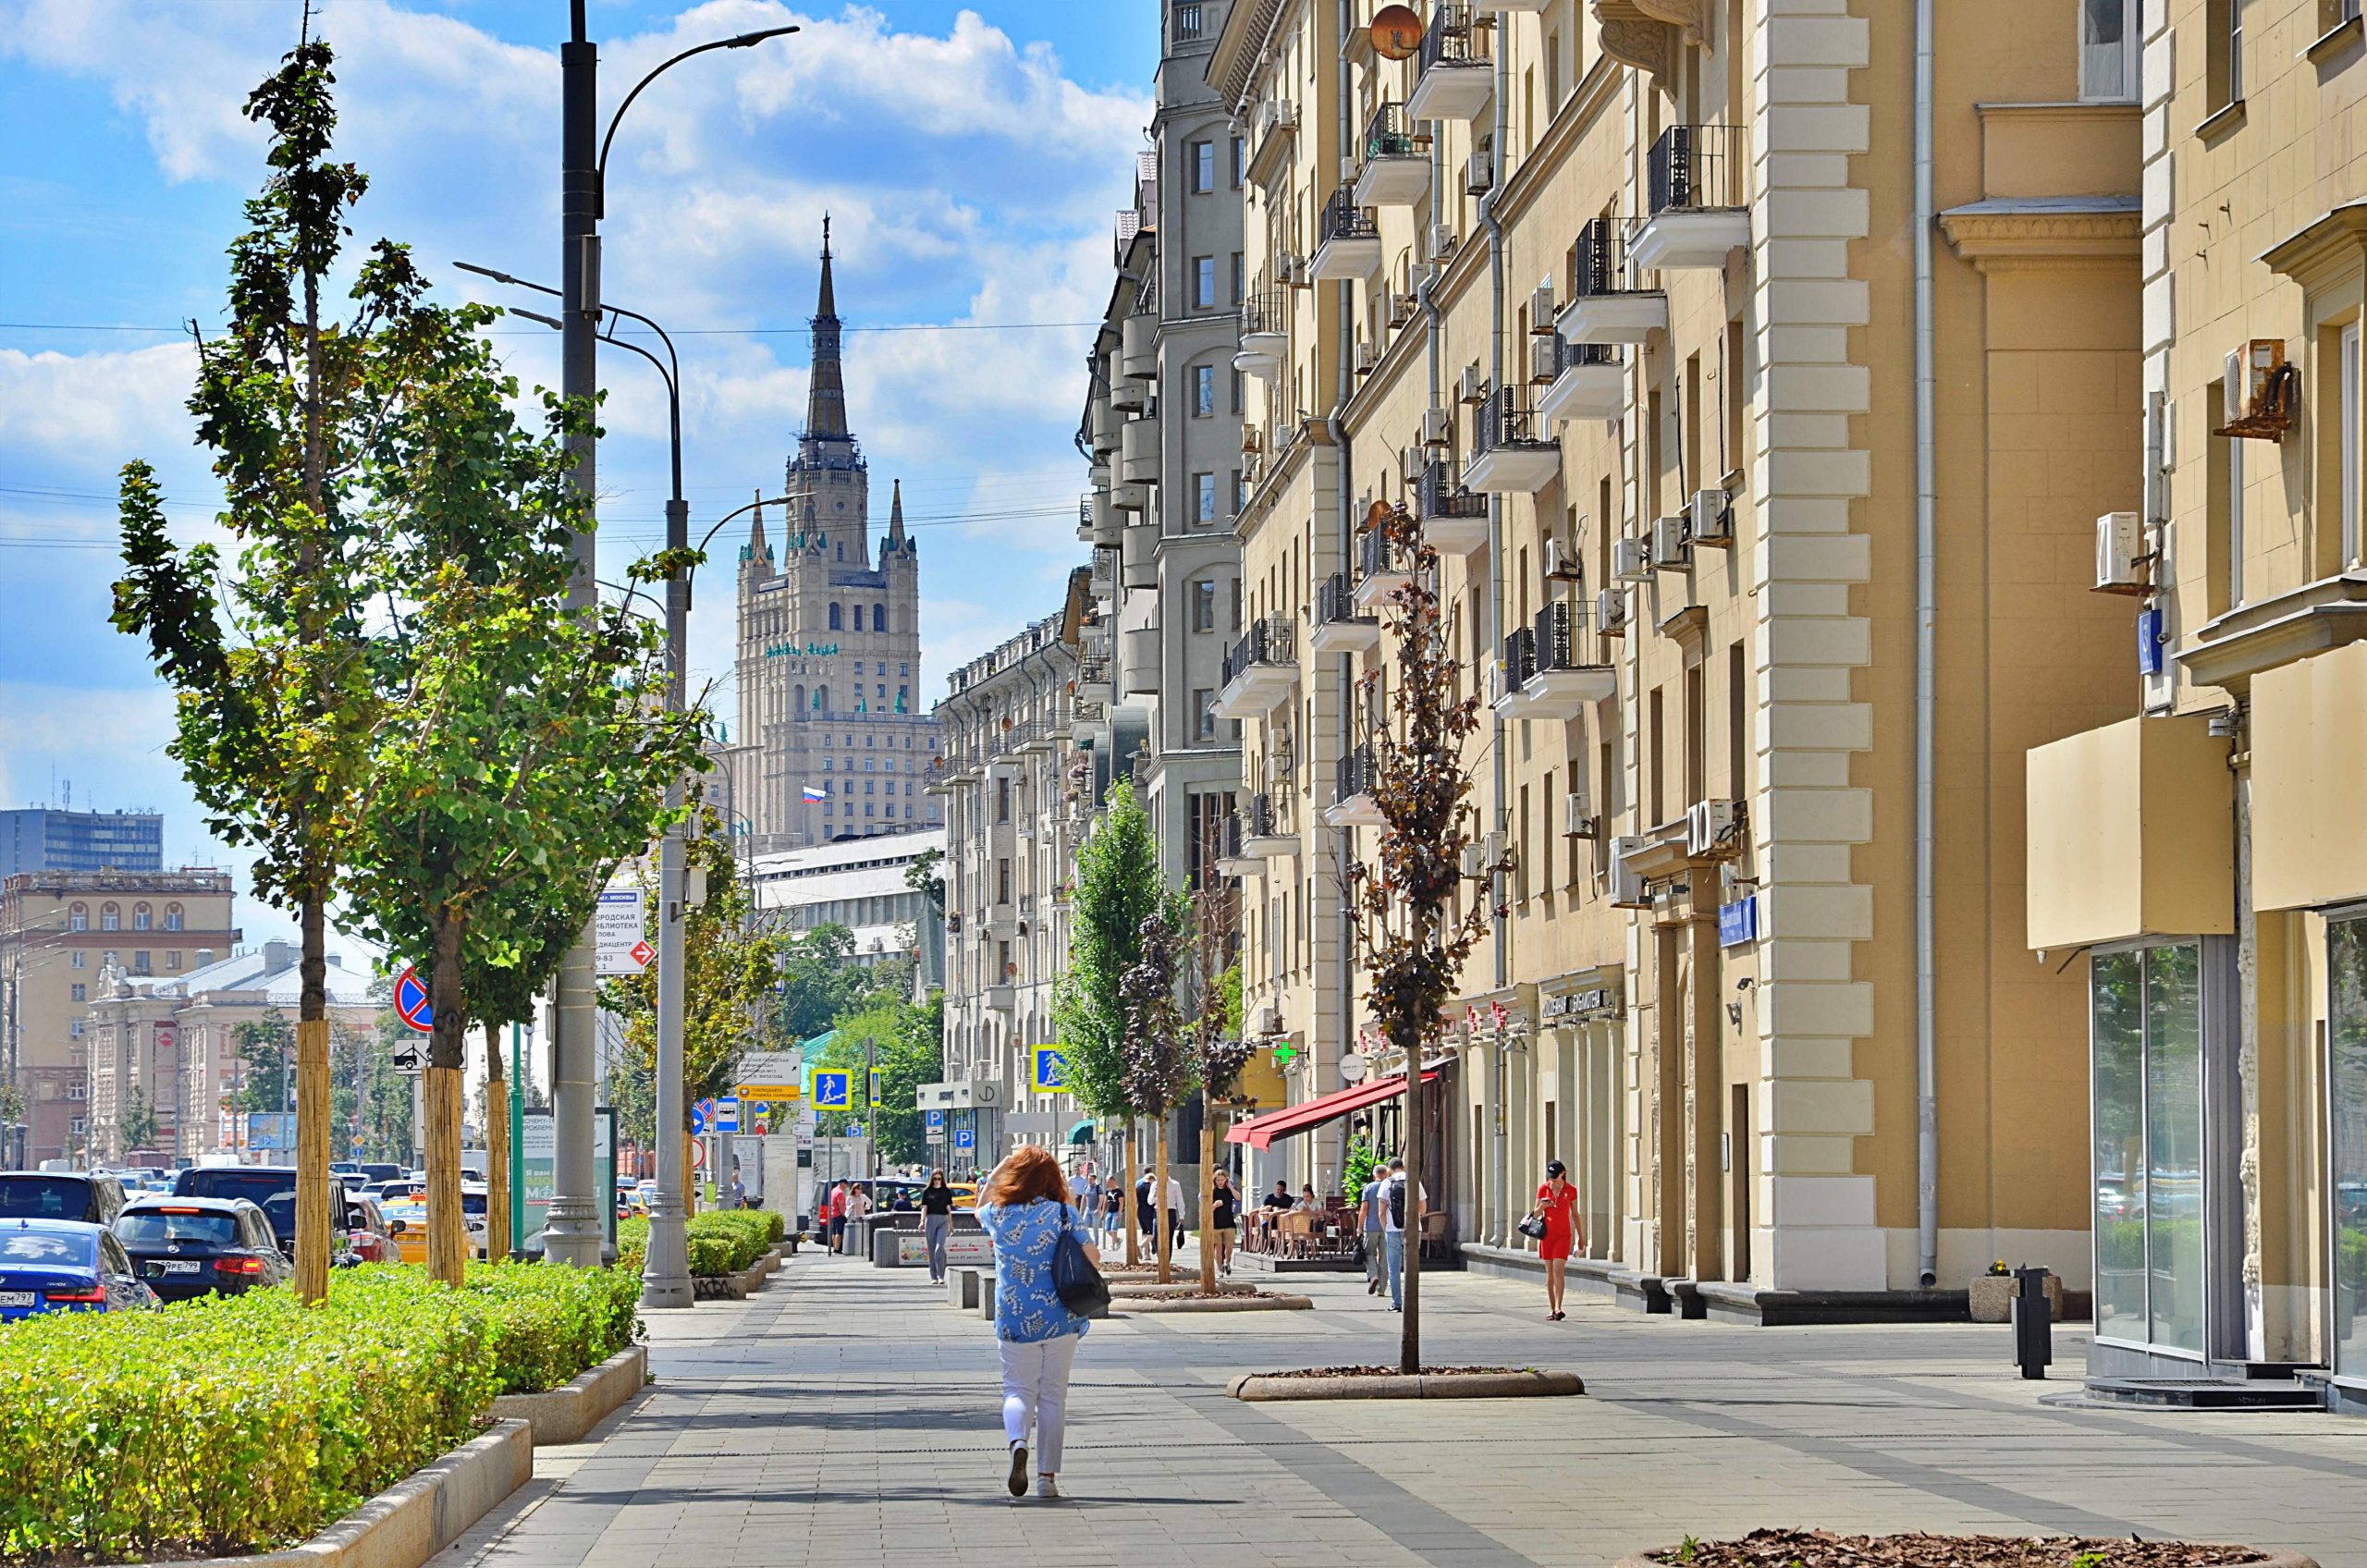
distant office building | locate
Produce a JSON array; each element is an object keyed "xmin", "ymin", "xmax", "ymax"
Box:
[
  {"xmin": 746, "ymin": 827, "xmax": 947, "ymax": 989},
  {"xmin": 0, "ymin": 810, "xmax": 165, "ymax": 876}
]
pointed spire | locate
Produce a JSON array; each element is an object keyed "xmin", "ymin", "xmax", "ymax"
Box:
[
  {"xmin": 746, "ymin": 488, "xmax": 767, "ymax": 563},
  {"xmin": 887, "ymin": 478, "xmax": 907, "ymax": 549},
  {"xmin": 803, "ymin": 217, "xmax": 849, "ymax": 441}
]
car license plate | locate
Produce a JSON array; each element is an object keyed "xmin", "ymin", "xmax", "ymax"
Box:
[
  {"xmin": 0, "ymin": 1292, "xmax": 33, "ymax": 1307},
  {"xmin": 161, "ymin": 1260, "xmax": 202, "ymax": 1274}
]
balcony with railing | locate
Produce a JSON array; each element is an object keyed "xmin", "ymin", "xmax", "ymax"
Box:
[
  {"xmin": 1519, "ymin": 599, "xmax": 1615, "ymax": 717},
  {"xmin": 1310, "ymin": 185, "xmax": 1382, "ymax": 281},
  {"xmin": 1466, "ymin": 384, "xmax": 1561, "ymax": 494},
  {"xmin": 1213, "ymin": 812, "xmax": 1261, "ymax": 877},
  {"xmin": 1536, "ymin": 336, "xmax": 1624, "ymax": 426},
  {"xmin": 1234, "ymin": 287, "xmax": 1290, "ymax": 379},
  {"xmin": 1213, "ymin": 615, "xmax": 1299, "ymax": 718},
  {"xmin": 1416, "ymin": 460, "xmax": 1490, "ymax": 556},
  {"xmin": 1494, "ymin": 624, "xmax": 1536, "ymax": 714},
  {"xmin": 1353, "ymin": 524, "xmax": 1417, "ymax": 612},
  {"xmin": 1354, "ymin": 103, "xmax": 1430, "ymax": 208},
  {"xmin": 1631, "ymin": 123, "xmax": 1750, "ymax": 272},
  {"xmin": 1075, "ymin": 653, "xmax": 1114, "ymax": 704},
  {"xmin": 1554, "ymin": 216, "xmax": 1667, "ymax": 345},
  {"xmin": 1325, "ymin": 744, "xmax": 1385, "ymax": 828},
  {"xmin": 1406, "ymin": 3, "xmax": 1494, "ymax": 123},
  {"xmin": 1244, "ymin": 790, "xmax": 1299, "ymax": 858},
  {"xmin": 1309, "ymin": 569, "xmax": 1380, "ymax": 655}
]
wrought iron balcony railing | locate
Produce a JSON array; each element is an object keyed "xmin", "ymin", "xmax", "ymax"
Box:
[
  {"xmin": 1417, "ymin": 461, "xmax": 1487, "ymax": 520},
  {"xmin": 1335, "ymin": 744, "xmax": 1378, "ymax": 807},
  {"xmin": 1648, "ymin": 123, "xmax": 1747, "ymax": 215},
  {"xmin": 1221, "ymin": 615, "xmax": 1297, "ymax": 687},
  {"xmin": 1417, "ymin": 2, "xmax": 1487, "ymax": 71},
  {"xmin": 1318, "ymin": 185, "xmax": 1379, "ymax": 248},
  {"xmin": 1502, "ymin": 627, "xmax": 1537, "ymax": 692},
  {"xmin": 1474, "ymin": 383, "xmax": 1551, "ymax": 455},
  {"xmin": 1533, "ymin": 599, "xmax": 1589, "ymax": 672},
  {"xmin": 1362, "ymin": 101, "xmax": 1420, "ymax": 160},
  {"xmin": 1570, "ymin": 216, "xmax": 1635, "ymax": 299}
]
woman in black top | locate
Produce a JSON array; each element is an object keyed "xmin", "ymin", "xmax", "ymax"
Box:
[
  {"xmin": 1208, "ymin": 1170, "xmax": 1240, "ymax": 1275},
  {"xmin": 920, "ymin": 1170, "xmax": 957, "ymax": 1283}
]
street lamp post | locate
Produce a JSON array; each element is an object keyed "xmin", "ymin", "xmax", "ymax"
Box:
[{"xmin": 545, "ymin": 2, "xmax": 796, "ymax": 1269}]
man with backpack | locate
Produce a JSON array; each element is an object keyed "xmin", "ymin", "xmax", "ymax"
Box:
[
  {"xmin": 1380, "ymin": 1158, "xmax": 1425, "ymax": 1313},
  {"xmin": 1359, "ymin": 1162, "xmax": 1390, "ymax": 1295}
]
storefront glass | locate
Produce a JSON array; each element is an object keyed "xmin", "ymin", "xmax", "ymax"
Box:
[
  {"xmin": 2091, "ymin": 942, "xmax": 2204, "ymax": 1353},
  {"xmin": 2330, "ymin": 915, "xmax": 2367, "ymax": 1381}
]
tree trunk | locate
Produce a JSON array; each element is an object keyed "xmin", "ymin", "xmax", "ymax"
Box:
[
  {"xmin": 1399, "ymin": 1034, "xmax": 1422, "ymax": 1376},
  {"xmin": 1122, "ymin": 1123, "xmax": 1138, "ymax": 1268},
  {"xmin": 1154, "ymin": 1112, "xmax": 1172, "ymax": 1285},
  {"xmin": 294, "ymin": 891, "xmax": 332, "ymax": 1305},
  {"xmin": 424, "ymin": 917, "xmax": 468, "ymax": 1287},
  {"xmin": 484, "ymin": 1022, "xmax": 509, "ymax": 1264},
  {"xmin": 1198, "ymin": 1088, "xmax": 1218, "ymax": 1296}
]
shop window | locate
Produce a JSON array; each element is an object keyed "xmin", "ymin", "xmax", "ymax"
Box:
[
  {"xmin": 2091, "ymin": 943, "xmax": 2205, "ymax": 1354},
  {"xmin": 2328, "ymin": 913, "xmax": 2367, "ymax": 1379}
]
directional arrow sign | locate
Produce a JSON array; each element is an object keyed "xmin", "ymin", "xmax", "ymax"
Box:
[{"xmin": 595, "ymin": 889, "xmax": 650, "ymax": 976}]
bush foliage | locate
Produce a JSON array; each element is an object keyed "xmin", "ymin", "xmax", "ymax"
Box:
[
  {"xmin": 614, "ymin": 1209, "xmax": 782, "ymax": 1280},
  {"xmin": 0, "ymin": 1264, "xmax": 640, "ymax": 1564}
]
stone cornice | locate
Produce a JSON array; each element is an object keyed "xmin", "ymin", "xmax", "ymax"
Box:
[
  {"xmin": 1938, "ymin": 200, "xmax": 2140, "ymax": 272},
  {"xmin": 1593, "ymin": 0, "xmax": 1678, "ymax": 97},
  {"xmin": 2259, "ymin": 201, "xmax": 2367, "ymax": 290}
]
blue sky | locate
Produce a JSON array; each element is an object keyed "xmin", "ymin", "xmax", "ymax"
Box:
[{"xmin": 0, "ymin": 0, "xmax": 1153, "ymax": 953}]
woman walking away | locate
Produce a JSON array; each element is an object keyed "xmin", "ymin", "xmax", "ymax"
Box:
[
  {"xmin": 1528, "ymin": 1158, "xmax": 1584, "ymax": 1320},
  {"xmin": 1208, "ymin": 1170, "xmax": 1240, "ymax": 1274},
  {"xmin": 921, "ymin": 1169, "xmax": 957, "ymax": 1284},
  {"xmin": 977, "ymin": 1145, "xmax": 1098, "ymax": 1501}
]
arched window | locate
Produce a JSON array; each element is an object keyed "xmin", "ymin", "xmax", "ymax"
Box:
[
  {"xmin": 164, "ymin": 905, "xmax": 183, "ymax": 932},
  {"xmin": 101, "ymin": 904, "xmax": 119, "ymax": 932},
  {"xmin": 816, "ymin": 685, "xmax": 830, "ymax": 715},
  {"xmin": 67, "ymin": 904, "xmax": 87, "ymax": 933},
  {"xmin": 132, "ymin": 904, "xmax": 152, "ymax": 932},
  {"xmin": 793, "ymin": 684, "xmax": 806, "ymax": 718},
  {"xmin": 828, "ymin": 603, "xmax": 843, "ymax": 631}
]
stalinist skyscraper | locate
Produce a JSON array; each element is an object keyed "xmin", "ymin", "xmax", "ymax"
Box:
[{"xmin": 724, "ymin": 224, "xmax": 940, "ymax": 849}]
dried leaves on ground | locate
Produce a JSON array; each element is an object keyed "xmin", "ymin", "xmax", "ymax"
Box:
[
  {"xmin": 1647, "ymin": 1530, "xmax": 2276, "ymax": 1567},
  {"xmin": 1249, "ymin": 1365, "xmax": 1530, "ymax": 1379}
]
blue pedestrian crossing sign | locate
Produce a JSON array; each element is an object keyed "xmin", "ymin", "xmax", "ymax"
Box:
[
  {"xmin": 867, "ymin": 1069, "xmax": 881, "ymax": 1109},
  {"xmin": 953, "ymin": 1127, "xmax": 975, "ymax": 1151},
  {"xmin": 1032, "ymin": 1044, "xmax": 1066, "ymax": 1093},
  {"xmin": 814, "ymin": 1072, "xmax": 852, "ymax": 1110}
]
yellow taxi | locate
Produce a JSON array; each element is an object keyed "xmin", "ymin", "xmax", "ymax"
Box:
[{"xmin": 380, "ymin": 1189, "xmax": 490, "ymax": 1263}]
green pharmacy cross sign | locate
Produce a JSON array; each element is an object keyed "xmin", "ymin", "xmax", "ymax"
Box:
[{"xmin": 1270, "ymin": 1042, "xmax": 1297, "ymax": 1066}]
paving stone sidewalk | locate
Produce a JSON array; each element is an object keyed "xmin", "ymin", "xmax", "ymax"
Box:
[{"xmin": 430, "ymin": 1248, "xmax": 2367, "ymax": 1568}]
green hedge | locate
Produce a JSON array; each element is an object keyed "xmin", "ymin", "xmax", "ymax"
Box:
[
  {"xmin": 0, "ymin": 1264, "xmax": 640, "ymax": 1564},
  {"xmin": 613, "ymin": 1210, "xmax": 782, "ymax": 1280}
]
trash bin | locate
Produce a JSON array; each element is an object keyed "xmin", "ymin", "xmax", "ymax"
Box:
[{"xmin": 2012, "ymin": 1266, "xmax": 2053, "ymax": 1379}]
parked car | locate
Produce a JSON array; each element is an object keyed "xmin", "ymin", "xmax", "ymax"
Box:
[
  {"xmin": 173, "ymin": 1166, "xmax": 299, "ymax": 1251},
  {"xmin": 111, "ymin": 1197, "xmax": 289, "ymax": 1301},
  {"xmin": 343, "ymin": 1193, "xmax": 392, "ymax": 1264},
  {"xmin": 381, "ymin": 1187, "xmax": 490, "ymax": 1265},
  {"xmin": 359, "ymin": 1162, "xmax": 403, "ymax": 1187},
  {"xmin": 0, "ymin": 1219, "xmax": 157, "ymax": 1319},
  {"xmin": 374, "ymin": 1177, "xmax": 425, "ymax": 1206},
  {"xmin": 0, "ymin": 1171, "xmax": 127, "ymax": 1228}
]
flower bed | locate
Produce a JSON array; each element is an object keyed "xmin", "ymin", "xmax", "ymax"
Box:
[
  {"xmin": 615, "ymin": 1209, "xmax": 783, "ymax": 1279},
  {"xmin": 0, "ymin": 1263, "xmax": 640, "ymax": 1565},
  {"xmin": 1632, "ymin": 1532, "xmax": 2300, "ymax": 1567}
]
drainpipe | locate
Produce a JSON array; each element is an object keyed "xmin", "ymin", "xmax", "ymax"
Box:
[
  {"xmin": 1912, "ymin": 0, "xmax": 1940, "ymax": 1289},
  {"xmin": 1482, "ymin": 29, "xmax": 1511, "ymax": 1251},
  {"xmin": 1330, "ymin": 0, "xmax": 1357, "ymax": 1197}
]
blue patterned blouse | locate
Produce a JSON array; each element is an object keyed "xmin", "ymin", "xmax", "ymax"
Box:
[{"xmin": 977, "ymin": 1198, "xmax": 1092, "ymax": 1344}]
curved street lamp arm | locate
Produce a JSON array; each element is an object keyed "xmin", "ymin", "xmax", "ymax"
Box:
[{"xmin": 595, "ymin": 27, "xmax": 801, "ymax": 218}]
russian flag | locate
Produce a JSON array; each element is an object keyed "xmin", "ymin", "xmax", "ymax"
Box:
[{"xmin": 802, "ymin": 784, "xmax": 828, "ymax": 802}]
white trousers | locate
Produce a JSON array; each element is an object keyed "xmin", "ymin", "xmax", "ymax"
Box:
[{"xmin": 998, "ymin": 1333, "xmax": 1080, "ymax": 1473}]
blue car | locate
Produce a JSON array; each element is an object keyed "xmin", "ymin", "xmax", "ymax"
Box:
[{"xmin": 0, "ymin": 1219, "xmax": 158, "ymax": 1321}]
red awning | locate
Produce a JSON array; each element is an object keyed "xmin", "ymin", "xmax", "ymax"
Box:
[{"xmin": 1223, "ymin": 1070, "xmax": 1440, "ymax": 1150}]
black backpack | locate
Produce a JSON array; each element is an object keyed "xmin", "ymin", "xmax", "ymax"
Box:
[
  {"xmin": 1388, "ymin": 1174, "xmax": 1405, "ymax": 1229},
  {"xmin": 1052, "ymin": 1204, "xmax": 1110, "ymax": 1317}
]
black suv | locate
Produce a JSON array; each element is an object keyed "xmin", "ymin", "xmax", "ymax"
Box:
[
  {"xmin": 0, "ymin": 1171, "xmax": 127, "ymax": 1227},
  {"xmin": 113, "ymin": 1196, "xmax": 291, "ymax": 1301},
  {"xmin": 173, "ymin": 1166, "xmax": 300, "ymax": 1254}
]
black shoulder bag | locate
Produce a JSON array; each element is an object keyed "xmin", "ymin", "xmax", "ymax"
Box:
[{"xmin": 1051, "ymin": 1204, "xmax": 1110, "ymax": 1317}]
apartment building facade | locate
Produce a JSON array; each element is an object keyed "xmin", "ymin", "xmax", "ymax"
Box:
[
  {"xmin": 0, "ymin": 869, "xmax": 239, "ymax": 1167},
  {"xmin": 929, "ymin": 571, "xmax": 1098, "ymax": 1156},
  {"xmin": 2026, "ymin": 0, "xmax": 2367, "ymax": 1405},
  {"xmin": 1208, "ymin": 0, "xmax": 2144, "ymax": 1311}
]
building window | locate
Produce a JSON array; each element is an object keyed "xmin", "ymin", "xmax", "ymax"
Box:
[
  {"xmin": 1190, "ymin": 140, "xmax": 1215, "ymax": 193},
  {"xmin": 2343, "ymin": 322, "xmax": 2361, "ymax": 570},
  {"xmin": 1231, "ymin": 135, "xmax": 1246, "ymax": 189},
  {"xmin": 1192, "ymin": 256, "xmax": 1217, "ymax": 309},
  {"xmin": 1193, "ymin": 364, "xmax": 1216, "ymax": 416},
  {"xmin": 875, "ymin": 604, "xmax": 888, "ymax": 631},
  {"xmin": 69, "ymin": 984, "xmax": 85, "ymax": 1003},
  {"xmin": 70, "ymin": 951, "xmax": 84, "ymax": 971},
  {"xmin": 132, "ymin": 905, "xmax": 152, "ymax": 931},
  {"xmin": 101, "ymin": 905, "xmax": 118, "ymax": 932},
  {"xmin": 1230, "ymin": 252, "xmax": 1245, "ymax": 306},
  {"xmin": 2206, "ymin": 0, "xmax": 2243, "ymax": 112},
  {"xmin": 1193, "ymin": 689, "xmax": 1218, "ymax": 740},
  {"xmin": 133, "ymin": 952, "xmax": 151, "ymax": 975},
  {"xmin": 2079, "ymin": 0, "xmax": 2139, "ymax": 100},
  {"xmin": 1230, "ymin": 367, "xmax": 1244, "ymax": 413},
  {"xmin": 2091, "ymin": 943, "xmax": 2207, "ymax": 1355},
  {"xmin": 1195, "ymin": 472, "xmax": 1219, "ymax": 524},
  {"xmin": 1191, "ymin": 579, "xmax": 1218, "ymax": 631},
  {"xmin": 68, "ymin": 905, "xmax": 86, "ymax": 932},
  {"xmin": 1173, "ymin": 0, "xmax": 1202, "ymax": 41},
  {"xmin": 166, "ymin": 951, "xmax": 181, "ymax": 971},
  {"xmin": 164, "ymin": 906, "xmax": 182, "ymax": 932},
  {"xmin": 70, "ymin": 1020, "xmax": 83, "ymax": 1038}
]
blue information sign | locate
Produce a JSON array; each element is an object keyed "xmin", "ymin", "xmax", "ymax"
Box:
[{"xmin": 952, "ymin": 1128, "xmax": 975, "ymax": 1151}]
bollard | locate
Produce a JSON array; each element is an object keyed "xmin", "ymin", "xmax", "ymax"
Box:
[{"xmin": 2012, "ymin": 1266, "xmax": 2052, "ymax": 1380}]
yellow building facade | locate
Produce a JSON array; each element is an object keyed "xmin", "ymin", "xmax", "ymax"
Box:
[
  {"xmin": 2027, "ymin": 0, "xmax": 2367, "ymax": 1403},
  {"xmin": 1212, "ymin": 0, "xmax": 2143, "ymax": 1315}
]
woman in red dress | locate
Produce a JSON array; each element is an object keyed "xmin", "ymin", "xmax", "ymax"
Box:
[{"xmin": 1528, "ymin": 1158, "xmax": 1583, "ymax": 1320}]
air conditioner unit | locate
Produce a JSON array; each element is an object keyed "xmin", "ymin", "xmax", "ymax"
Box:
[
  {"xmin": 1403, "ymin": 444, "xmax": 1428, "ymax": 483},
  {"xmin": 1354, "ymin": 337, "xmax": 1379, "ymax": 374},
  {"xmin": 1610, "ymin": 837, "xmax": 1650, "ymax": 907},
  {"xmin": 1422, "ymin": 407, "xmax": 1453, "ymax": 447},
  {"xmin": 1389, "ymin": 288, "xmax": 1417, "ymax": 328},
  {"xmin": 1529, "ymin": 336, "xmax": 1560, "ymax": 384},
  {"xmin": 1459, "ymin": 832, "xmax": 1504, "ymax": 879},
  {"xmin": 1598, "ymin": 587, "xmax": 1632, "ymax": 635},
  {"xmin": 1529, "ymin": 281, "xmax": 1556, "ymax": 327},
  {"xmin": 1465, "ymin": 151, "xmax": 1493, "ymax": 195},
  {"xmin": 1687, "ymin": 488, "xmax": 1734, "ymax": 546},
  {"xmin": 1278, "ymin": 253, "xmax": 1310, "ymax": 288},
  {"xmin": 2218, "ymin": 337, "xmax": 2296, "ymax": 439},
  {"xmin": 1563, "ymin": 791, "xmax": 1600, "ymax": 839},
  {"xmin": 1544, "ymin": 537, "xmax": 1582, "ymax": 584},
  {"xmin": 1458, "ymin": 365, "xmax": 1488, "ymax": 405},
  {"xmin": 1427, "ymin": 224, "xmax": 1460, "ymax": 263},
  {"xmin": 1686, "ymin": 798, "xmax": 1743, "ymax": 858},
  {"xmin": 1270, "ymin": 98, "xmax": 1299, "ymax": 131},
  {"xmin": 1613, "ymin": 535, "xmax": 1650, "ymax": 582},
  {"xmin": 2095, "ymin": 509, "xmax": 2147, "ymax": 594},
  {"xmin": 1650, "ymin": 514, "xmax": 1692, "ymax": 570},
  {"xmin": 1257, "ymin": 1004, "xmax": 1281, "ymax": 1036}
]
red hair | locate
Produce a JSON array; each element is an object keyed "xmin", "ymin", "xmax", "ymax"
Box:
[{"xmin": 982, "ymin": 1145, "xmax": 1071, "ymax": 1208}]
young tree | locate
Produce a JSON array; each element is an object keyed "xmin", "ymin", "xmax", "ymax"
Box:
[
  {"xmin": 1120, "ymin": 900, "xmax": 1196, "ymax": 1284},
  {"xmin": 461, "ymin": 913, "xmax": 573, "ymax": 1262},
  {"xmin": 1343, "ymin": 498, "xmax": 1510, "ymax": 1375},
  {"xmin": 113, "ymin": 35, "xmax": 419, "ymax": 1302},
  {"xmin": 1051, "ymin": 781, "xmax": 1167, "ymax": 1266},
  {"xmin": 1193, "ymin": 909, "xmax": 1252, "ymax": 1296},
  {"xmin": 117, "ymin": 1087, "xmax": 159, "ymax": 1158},
  {"xmin": 233, "ymin": 1010, "xmax": 296, "ymax": 1112}
]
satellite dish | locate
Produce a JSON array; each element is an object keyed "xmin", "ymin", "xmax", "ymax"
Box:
[{"xmin": 1370, "ymin": 4, "xmax": 1424, "ymax": 60}]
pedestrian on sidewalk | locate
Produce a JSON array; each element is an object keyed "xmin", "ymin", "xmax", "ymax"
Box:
[
  {"xmin": 1359, "ymin": 1162, "xmax": 1388, "ymax": 1295},
  {"xmin": 1098, "ymin": 1181, "xmax": 1124, "ymax": 1248},
  {"xmin": 1165, "ymin": 1170, "xmax": 1187, "ymax": 1253},
  {"xmin": 1381, "ymin": 1158, "xmax": 1425, "ymax": 1313},
  {"xmin": 1134, "ymin": 1168, "xmax": 1157, "ymax": 1255},
  {"xmin": 843, "ymin": 1181, "xmax": 871, "ymax": 1255},
  {"xmin": 977, "ymin": 1145, "xmax": 1097, "ymax": 1501},
  {"xmin": 1208, "ymin": 1170, "xmax": 1239, "ymax": 1274},
  {"xmin": 921, "ymin": 1169, "xmax": 957, "ymax": 1283},
  {"xmin": 827, "ymin": 1181, "xmax": 847, "ymax": 1252},
  {"xmin": 1528, "ymin": 1158, "xmax": 1583, "ymax": 1321}
]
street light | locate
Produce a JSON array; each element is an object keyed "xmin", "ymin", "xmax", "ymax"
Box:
[{"xmin": 545, "ymin": 1, "xmax": 795, "ymax": 1271}]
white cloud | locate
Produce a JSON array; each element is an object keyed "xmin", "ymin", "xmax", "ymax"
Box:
[{"xmin": 0, "ymin": 344, "xmax": 198, "ymax": 459}]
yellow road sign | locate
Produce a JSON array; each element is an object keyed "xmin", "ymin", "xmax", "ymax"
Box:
[{"xmin": 737, "ymin": 1082, "xmax": 803, "ymax": 1102}]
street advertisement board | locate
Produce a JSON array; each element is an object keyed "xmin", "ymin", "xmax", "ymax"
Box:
[{"xmin": 520, "ymin": 1109, "xmax": 618, "ymax": 1256}]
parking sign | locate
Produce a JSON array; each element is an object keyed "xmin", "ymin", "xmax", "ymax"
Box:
[{"xmin": 953, "ymin": 1127, "xmax": 975, "ymax": 1151}]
